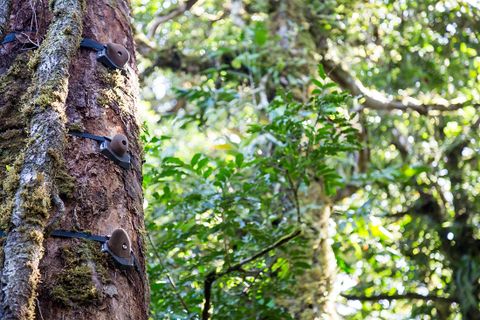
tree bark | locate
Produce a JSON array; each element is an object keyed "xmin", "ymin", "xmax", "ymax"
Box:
[{"xmin": 0, "ymin": 1, "xmax": 149, "ymax": 319}]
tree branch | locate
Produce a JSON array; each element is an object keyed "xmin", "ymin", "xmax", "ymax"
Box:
[
  {"xmin": 147, "ymin": 0, "xmax": 199, "ymax": 38},
  {"xmin": 201, "ymin": 229, "xmax": 301, "ymax": 320},
  {"xmin": 0, "ymin": 0, "xmax": 83, "ymax": 317},
  {"xmin": 224, "ymin": 229, "xmax": 301, "ymax": 275},
  {"xmin": 321, "ymin": 58, "xmax": 479, "ymax": 115},
  {"xmin": 342, "ymin": 292, "xmax": 458, "ymax": 303}
]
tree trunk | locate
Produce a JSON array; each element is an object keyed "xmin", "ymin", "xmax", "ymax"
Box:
[
  {"xmin": 286, "ymin": 183, "xmax": 339, "ymax": 320},
  {"xmin": 265, "ymin": 2, "xmax": 339, "ymax": 318},
  {"xmin": 0, "ymin": 1, "xmax": 149, "ymax": 319}
]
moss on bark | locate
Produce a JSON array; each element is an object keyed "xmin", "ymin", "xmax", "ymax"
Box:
[
  {"xmin": 96, "ymin": 68, "xmax": 136, "ymax": 117},
  {"xmin": 47, "ymin": 148, "xmax": 75, "ymax": 198},
  {"xmin": 0, "ymin": 54, "xmax": 34, "ymax": 230},
  {"xmin": 50, "ymin": 241, "xmax": 111, "ymax": 306}
]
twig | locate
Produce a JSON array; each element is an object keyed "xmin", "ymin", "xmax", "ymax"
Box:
[
  {"xmin": 29, "ymin": 0, "xmax": 38, "ymax": 35},
  {"xmin": 285, "ymin": 170, "xmax": 301, "ymax": 223},
  {"xmin": 19, "ymin": 32, "xmax": 40, "ymax": 47},
  {"xmin": 201, "ymin": 229, "xmax": 302, "ymax": 320},
  {"xmin": 224, "ymin": 229, "xmax": 301, "ymax": 273},
  {"xmin": 147, "ymin": 234, "xmax": 191, "ymax": 314},
  {"xmin": 241, "ymin": 268, "xmax": 264, "ymax": 295},
  {"xmin": 35, "ymin": 298, "xmax": 44, "ymax": 320}
]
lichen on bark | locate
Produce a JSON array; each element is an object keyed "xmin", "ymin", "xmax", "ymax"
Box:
[
  {"xmin": 0, "ymin": 0, "xmax": 11, "ymax": 36},
  {"xmin": 96, "ymin": 67, "xmax": 138, "ymax": 118},
  {"xmin": 0, "ymin": 0, "xmax": 85, "ymax": 318}
]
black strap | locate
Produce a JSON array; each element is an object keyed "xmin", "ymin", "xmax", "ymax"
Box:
[
  {"xmin": 0, "ymin": 229, "xmax": 139, "ymax": 272},
  {"xmin": 0, "ymin": 229, "xmax": 106, "ymax": 242},
  {"xmin": 80, "ymin": 38, "xmax": 105, "ymax": 52},
  {"xmin": 50, "ymin": 230, "xmax": 108, "ymax": 243},
  {"xmin": 69, "ymin": 131, "xmax": 109, "ymax": 142}
]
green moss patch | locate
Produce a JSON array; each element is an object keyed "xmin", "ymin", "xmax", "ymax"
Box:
[
  {"xmin": 50, "ymin": 241, "xmax": 111, "ymax": 307},
  {"xmin": 0, "ymin": 53, "xmax": 34, "ymax": 229}
]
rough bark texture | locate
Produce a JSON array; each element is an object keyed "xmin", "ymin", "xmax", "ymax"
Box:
[{"xmin": 0, "ymin": 0, "xmax": 149, "ymax": 319}]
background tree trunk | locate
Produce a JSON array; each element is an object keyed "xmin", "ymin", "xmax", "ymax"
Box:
[
  {"xmin": 0, "ymin": 1, "xmax": 149, "ymax": 319},
  {"xmin": 283, "ymin": 183, "xmax": 339, "ymax": 320},
  {"xmin": 302, "ymin": 194, "xmax": 339, "ymax": 320}
]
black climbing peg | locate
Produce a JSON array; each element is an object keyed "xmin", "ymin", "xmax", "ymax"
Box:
[{"xmin": 80, "ymin": 38, "xmax": 130, "ymax": 70}]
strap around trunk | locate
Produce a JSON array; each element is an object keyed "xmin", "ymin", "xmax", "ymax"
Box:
[{"xmin": 80, "ymin": 38, "xmax": 105, "ymax": 51}]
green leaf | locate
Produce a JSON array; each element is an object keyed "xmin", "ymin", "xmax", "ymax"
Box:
[
  {"xmin": 317, "ymin": 64, "xmax": 326, "ymax": 80},
  {"xmin": 163, "ymin": 157, "xmax": 185, "ymax": 166},
  {"xmin": 235, "ymin": 153, "xmax": 244, "ymax": 168},
  {"xmin": 312, "ymin": 79, "xmax": 323, "ymax": 88},
  {"xmin": 196, "ymin": 158, "xmax": 210, "ymax": 171},
  {"xmin": 253, "ymin": 22, "xmax": 268, "ymax": 46},
  {"xmin": 191, "ymin": 153, "xmax": 202, "ymax": 167}
]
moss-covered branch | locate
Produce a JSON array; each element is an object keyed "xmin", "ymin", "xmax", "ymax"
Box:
[
  {"xmin": 0, "ymin": 0, "xmax": 84, "ymax": 318},
  {"xmin": 342, "ymin": 292, "xmax": 458, "ymax": 303},
  {"xmin": 320, "ymin": 57, "xmax": 479, "ymax": 115}
]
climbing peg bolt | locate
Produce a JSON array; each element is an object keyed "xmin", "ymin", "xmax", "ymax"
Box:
[
  {"xmin": 102, "ymin": 228, "xmax": 135, "ymax": 268},
  {"xmin": 80, "ymin": 38, "xmax": 130, "ymax": 70},
  {"xmin": 100, "ymin": 134, "xmax": 131, "ymax": 169},
  {"xmin": 69, "ymin": 131, "xmax": 131, "ymax": 169},
  {"xmin": 109, "ymin": 134, "xmax": 129, "ymax": 157},
  {"xmin": 105, "ymin": 43, "xmax": 130, "ymax": 69}
]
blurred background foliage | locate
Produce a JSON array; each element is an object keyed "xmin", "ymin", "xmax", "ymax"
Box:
[{"xmin": 132, "ymin": 0, "xmax": 480, "ymax": 319}]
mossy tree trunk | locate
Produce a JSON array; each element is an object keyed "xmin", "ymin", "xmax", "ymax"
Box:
[
  {"xmin": 256, "ymin": 2, "xmax": 341, "ymax": 318},
  {"xmin": 283, "ymin": 183, "xmax": 339, "ymax": 320},
  {"xmin": 0, "ymin": 1, "xmax": 149, "ymax": 319},
  {"xmin": 298, "ymin": 186, "xmax": 339, "ymax": 319}
]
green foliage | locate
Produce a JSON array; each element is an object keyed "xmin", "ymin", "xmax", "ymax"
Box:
[
  {"xmin": 143, "ymin": 72, "xmax": 358, "ymax": 318},
  {"xmin": 135, "ymin": 0, "xmax": 480, "ymax": 319}
]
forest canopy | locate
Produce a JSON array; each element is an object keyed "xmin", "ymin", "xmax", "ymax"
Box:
[{"xmin": 134, "ymin": 0, "xmax": 480, "ymax": 319}]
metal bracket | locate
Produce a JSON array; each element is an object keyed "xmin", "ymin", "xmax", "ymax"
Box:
[
  {"xmin": 100, "ymin": 139, "xmax": 131, "ymax": 169},
  {"xmin": 97, "ymin": 48, "xmax": 120, "ymax": 70},
  {"xmin": 101, "ymin": 228, "xmax": 135, "ymax": 268},
  {"xmin": 81, "ymin": 38, "xmax": 130, "ymax": 70},
  {"xmin": 69, "ymin": 131, "xmax": 131, "ymax": 169}
]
